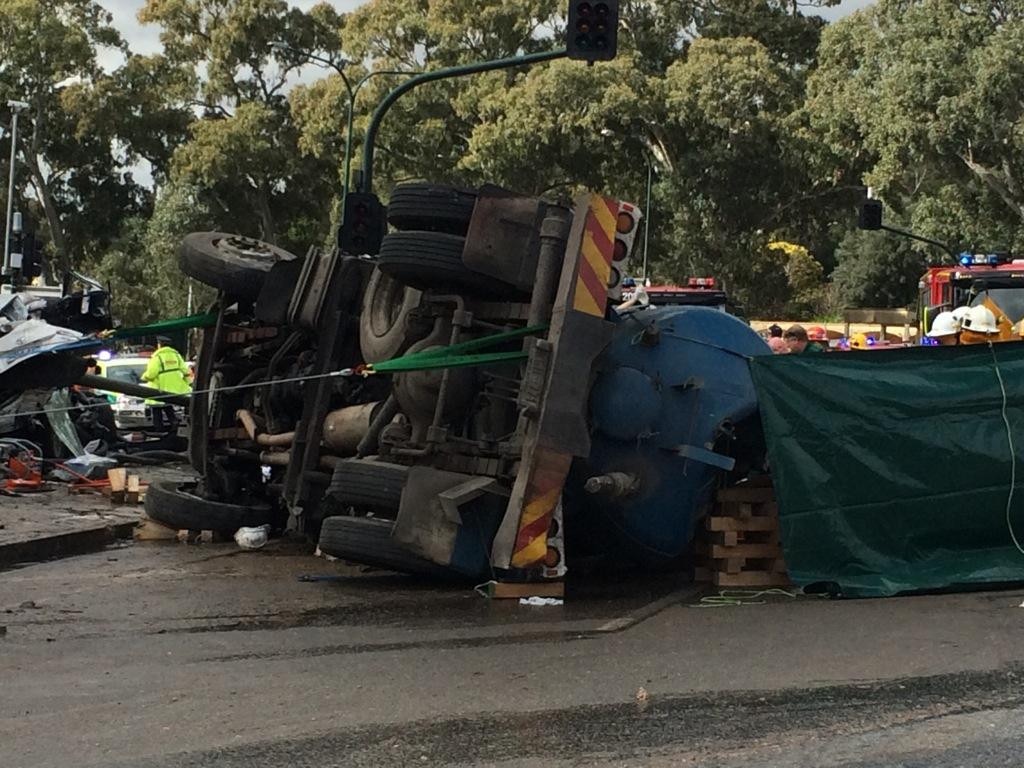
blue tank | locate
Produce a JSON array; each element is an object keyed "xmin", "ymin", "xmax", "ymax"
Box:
[{"xmin": 565, "ymin": 306, "xmax": 771, "ymax": 565}]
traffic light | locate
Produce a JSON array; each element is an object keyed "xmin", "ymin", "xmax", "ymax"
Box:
[
  {"xmin": 21, "ymin": 232, "xmax": 41, "ymax": 281},
  {"xmin": 567, "ymin": 1, "xmax": 618, "ymax": 62},
  {"xmin": 339, "ymin": 192, "xmax": 385, "ymax": 255},
  {"xmin": 858, "ymin": 198, "xmax": 883, "ymax": 230}
]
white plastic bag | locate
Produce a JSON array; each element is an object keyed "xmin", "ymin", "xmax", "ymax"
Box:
[{"xmin": 234, "ymin": 525, "xmax": 271, "ymax": 550}]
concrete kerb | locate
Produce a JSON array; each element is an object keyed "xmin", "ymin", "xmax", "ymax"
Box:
[{"xmin": 0, "ymin": 516, "xmax": 138, "ymax": 569}]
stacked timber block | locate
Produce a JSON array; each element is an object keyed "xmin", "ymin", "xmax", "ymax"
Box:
[
  {"xmin": 108, "ymin": 468, "xmax": 145, "ymax": 504},
  {"xmin": 697, "ymin": 477, "xmax": 791, "ymax": 587}
]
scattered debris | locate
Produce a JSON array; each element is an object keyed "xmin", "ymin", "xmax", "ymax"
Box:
[
  {"xmin": 234, "ymin": 525, "xmax": 270, "ymax": 550},
  {"xmin": 474, "ymin": 580, "xmax": 566, "ymax": 600},
  {"xmin": 635, "ymin": 686, "xmax": 650, "ymax": 711},
  {"xmin": 518, "ymin": 596, "xmax": 564, "ymax": 607},
  {"xmin": 692, "ymin": 589, "xmax": 801, "ymax": 608}
]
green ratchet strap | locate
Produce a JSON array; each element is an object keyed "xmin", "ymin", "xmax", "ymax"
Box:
[
  {"xmin": 368, "ymin": 324, "xmax": 548, "ymax": 374},
  {"xmin": 110, "ymin": 312, "xmax": 218, "ymax": 340}
]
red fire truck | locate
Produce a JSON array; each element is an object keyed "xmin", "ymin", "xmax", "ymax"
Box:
[{"xmin": 919, "ymin": 253, "xmax": 1024, "ymax": 341}]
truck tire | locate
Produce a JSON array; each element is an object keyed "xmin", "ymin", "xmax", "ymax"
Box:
[
  {"xmin": 377, "ymin": 231, "xmax": 525, "ymax": 300},
  {"xmin": 359, "ymin": 268, "xmax": 424, "ymax": 363},
  {"xmin": 318, "ymin": 516, "xmax": 453, "ymax": 577},
  {"xmin": 386, "ymin": 183, "xmax": 477, "ymax": 234},
  {"xmin": 178, "ymin": 232, "xmax": 300, "ymax": 300},
  {"xmin": 144, "ymin": 480, "xmax": 274, "ymax": 533},
  {"xmin": 328, "ymin": 459, "xmax": 408, "ymax": 514}
]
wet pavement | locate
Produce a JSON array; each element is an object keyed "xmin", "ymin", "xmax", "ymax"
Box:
[{"xmin": 2, "ymin": 537, "xmax": 1024, "ymax": 767}]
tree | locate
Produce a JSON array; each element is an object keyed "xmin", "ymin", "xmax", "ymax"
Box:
[
  {"xmin": 0, "ymin": 0, "xmax": 186, "ymax": 272},
  {"xmin": 694, "ymin": 0, "xmax": 828, "ymax": 66},
  {"xmin": 459, "ymin": 55, "xmax": 658, "ymax": 198},
  {"xmin": 831, "ymin": 229, "xmax": 929, "ymax": 309},
  {"xmin": 95, "ymin": 182, "xmax": 216, "ymax": 326},
  {"xmin": 651, "ymin": 36, "xmax": 824, "ymax": 313},
  {"xmin": 139, "ymin": 0, "xmax": 343, "ymax": 249},
  {"xmin": 807, "ymin": 0, "xmax": 1024, "ymax": 256},
  {"xmin": 310, "ymin": 1, "xmax": 840, "ymax": 316}
]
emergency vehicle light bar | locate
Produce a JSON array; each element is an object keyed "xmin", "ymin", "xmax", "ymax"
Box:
[{"xmin": 959, "ymin": 252, "xmax": 1009, "ymax": 267}]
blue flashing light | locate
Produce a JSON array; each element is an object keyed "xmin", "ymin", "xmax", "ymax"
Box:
[
  {"xmin": 960, "ymin": 253, "xmax": 973, "ymax": 266},
  {"xmin": 866, "ymin": 336, "xmax": 876, "ymax": 346},
  {"xmin": 97, "ymin": 349, "xmax": 113, "ymax": 361},
  {"xmin": 988, "ymin": 254, "xmax": 1000, "ymax": 265}
]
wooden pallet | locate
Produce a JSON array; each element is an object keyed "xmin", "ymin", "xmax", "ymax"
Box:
[
  {"xmin": 68, "ymin": 470, "xmax": 148, "ymax": 504},
  {"xmin": 134, "ymin": 516, "xmax": 235, "ymax": 543},
  {"xmin": 697, "ymin": 480, "xmax": 791, "ymax": 588}
]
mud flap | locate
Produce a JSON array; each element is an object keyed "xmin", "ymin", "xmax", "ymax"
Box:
[{"xmin": 393, "ymin": 467, "xmax": 509, "ymax": 574}]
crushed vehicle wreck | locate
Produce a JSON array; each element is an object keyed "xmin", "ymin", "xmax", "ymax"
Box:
[
  {"xmin": 0, "ymin": 283, "xmax": 118, "ymax": 457},
  {"xmin": 146, "ymin": 183, "xmax": 770, "ymax": 584}
]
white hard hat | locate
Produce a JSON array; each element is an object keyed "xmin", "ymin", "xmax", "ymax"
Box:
[
  {"xmin": 927, "ymin": 311, "xmax": 959, "ymax": 338},
  {"xmin": 961, "ymin": 305, "xmax": 1000, "ymax": 334},
  {"xmin": 951, "ymin": 306, "xmax": 970, "ymax": 324}
]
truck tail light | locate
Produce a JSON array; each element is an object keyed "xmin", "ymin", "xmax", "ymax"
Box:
[{"xmin": 607, "ymin": 201, "xmax": 643, "ymax": 301}]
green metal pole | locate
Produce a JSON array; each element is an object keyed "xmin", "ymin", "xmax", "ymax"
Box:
[
  {"xmin": 339, "ymin": 81, "xmax": 356, "ymax": 208},
  {"xmin": 342, "ymin": 70, "xmax": 407, "ymax": 205},
  {"xmin": 359, "ymin": 49, "xmax": 568, "ymax": 194}
]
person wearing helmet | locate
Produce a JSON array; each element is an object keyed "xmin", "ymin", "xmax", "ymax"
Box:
[
  {"xmin": 951, "ymin": 306, "xmax": 970, "ymax": 327},
  {"xmin": 848, "ymin": 332, "xmax": 874, "ymax": 350},
  {"xmin": 926, "ymin": 311, "xmax": 960, "ymax": 346},
  {"xmin": 807, "ymin": 325, "xmax": 829, "ymax": 351},
  {"xmin": 959, "ymin": 305, "xmax": 1001, "ymax": 345}
]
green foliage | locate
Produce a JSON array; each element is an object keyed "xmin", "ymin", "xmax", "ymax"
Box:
[
  {"xmin": 0, "ymin": 0, "xmax": 180, "ymax": 270},
  {"xmin": 95, "ymin": 183, "xmax": 216, "ymax": 326},
  {"xmin": 25, "ymin": 0, "xmax": 1024, "ymax": 325},
  {"xmin": 139, "ymin": 0, "xmax": 340, "ymax": 248},
  {"xmin": 807, "ymin": 0, "xmax": 1024, "ymax": 252},
  {"xmin": 831, "ymin": 230, "xmax": 929, "ymax": 309}
]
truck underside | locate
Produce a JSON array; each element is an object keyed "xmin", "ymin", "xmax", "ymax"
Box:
[{"xmin": 145, "ymin": 182, "xmax": 771, "ymax": 583}]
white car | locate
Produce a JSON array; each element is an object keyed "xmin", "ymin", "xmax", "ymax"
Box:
[{"xmin": 94, "ymin": 357, "xmax": 153, "ymax": 429}]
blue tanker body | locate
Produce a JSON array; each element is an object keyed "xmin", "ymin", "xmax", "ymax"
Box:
[{"xmin": 566, "ymin": 305, "xmax": 771, "ymax": 565}]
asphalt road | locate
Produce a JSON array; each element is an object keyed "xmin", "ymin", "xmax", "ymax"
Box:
[{"xmin": 2, "ymin": 539, "xmax": 1024, "ymax": 767}]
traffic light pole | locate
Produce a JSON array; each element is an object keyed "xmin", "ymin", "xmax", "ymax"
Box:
[
  {"xmin": 880, "ymin": 224, "xmax": 958, "ymax": 262},
  {"xmin": 358, "ymin": 49, "xmax": 568, "ymax": 195},
  {"xmin": 4, "ymin": 100, "xmax": 29, "ymax": 277}
]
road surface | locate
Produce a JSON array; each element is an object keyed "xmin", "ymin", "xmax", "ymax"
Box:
[{"xmin": 2, "ymin": 539, "xmax": 1023, "ymax": 767}]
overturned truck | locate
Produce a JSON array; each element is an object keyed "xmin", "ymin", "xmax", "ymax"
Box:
[{"xmin": 144, "ymin": 183, "xmax": 770, "ymax": 583}]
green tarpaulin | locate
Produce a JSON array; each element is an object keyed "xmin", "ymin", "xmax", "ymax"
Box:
[{"xmin": 750, "ymin": 343, "xmax": 1024, "ymax": 597}]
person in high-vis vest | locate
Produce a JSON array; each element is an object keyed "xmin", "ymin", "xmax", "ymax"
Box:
[{"xmin": 142, "ymin": 337, "xmax": 192, "ymax": 431}]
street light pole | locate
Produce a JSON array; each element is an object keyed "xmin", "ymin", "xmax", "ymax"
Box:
[
  {"xmin": 642, "ymin": 154, "xmax": 652, "ymax": 282},
  {"xmin": 359, "ymin": 49, "xmax": 568, "ymax": 194},
  {"xmin": 271, "ymin": 44, "xmax": 405, "ymax": 205},
  {"xmin": 3, "ymin": 100, "xmax": 28, "ymax": 276}
]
